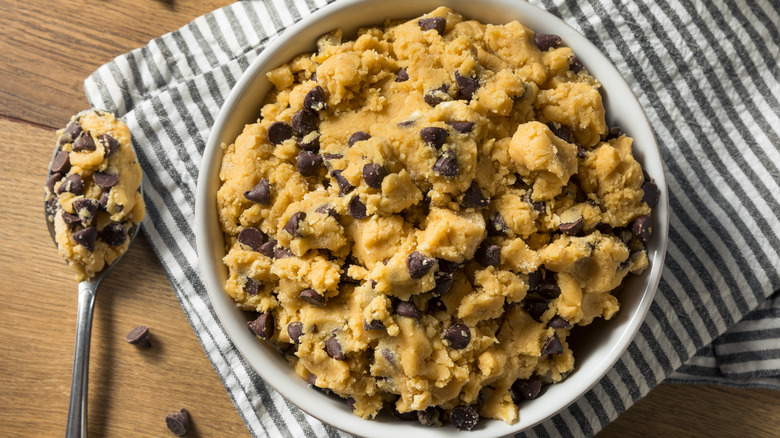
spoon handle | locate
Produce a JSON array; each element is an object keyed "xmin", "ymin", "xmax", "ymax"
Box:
[{"xmin": 65, "ymin": 281, "xmax": 98, "ymax": 438}]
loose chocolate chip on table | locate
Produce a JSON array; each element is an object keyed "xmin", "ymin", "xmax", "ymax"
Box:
[
  {"xmin": 450, "ymin": 405, "xmax": 479, "ymax": 431},
  {"xmin": 548, "ymin": 315, "xmax": 572, "ymax": 329},
  {"xmin": 474, "ymin": 242, "xmax": 501, "ymax": 267},
  {"xmin": 446, "ymin": 120, "xmax": 474, "ymax": 133},
  {"xmin": 420, "ymin": 127, "xmax": 448, "ymax": 149},
  {"xmin": 62, "ymin": 211, "xmax": 81, "ymax": 228},
  {"xmin": 61, "ymin": 121, "xmax": 83, "ymax": 144},
  {"xmin": 432, "ymin": 150, "xmax": 459, "ymax": 177},
  {"xmin": 325, "ymin": 336, "xmax": 346, "ymax": 360},
  {"xmin": 98, "ymin": 133, "xmax": 121, "ymax": 157},
  {"xmin": 394, "ymin": 300, "xmax": 420, "ymax": 319},
  {"xmin": 407, "ymin": 251, "xmax": 435, "ymax": 279},
  {"xmin": 547, "ymin": 122, "xmax": 573, "ymax": 143},
  {"xmin": 559, "ymin": 217, "xmax": 584, "ymax": 235},
  {"xmin": 536, "ymin": 276, "xmax": 561, "ymax": 300},
  {"xmin": 417, "ymin": 17, "xmax": 446, "ymax": 34},
  {"xmin": 291, "ymin": 108, "xmax": 319, "ymax": 136},
  {"xmin": 535, "ymin": 32, "xmax": 561, "ymax": 51},
  {"xmin": 297, "ymin": 134, "xmax": 320, "ymax": 152},
  {"xmin": 631, "ymin": 214, "xmax": 652, "ymax": 243},
  {"xmin": 304, "ymin": 85, "xmax": 328, "ymax": 112},
  {"xmin": 283, "ymin": 211, "xmax": 307, "ymax": 237},
  {"xmin": 51, "ymin": 151, "xmax": 71, "ymax": 174},
  {"xmin": 347, "ymin": 196, "xmax": 367, "ymax": 219},
  {"xmin": 244, "ymin": 277, "xmax": 260, "ymax": 296},
  {"xmin": 570, "ymin": 56, "xmax": 584, "ymax": 73},
  {"xmin": 642, "ymin": 180, "xmax": 659, "ymax": 207},
  {"xmin": 247, "ymin": 313, "xmax": 274, "ymax": 339},
  {"xmin": 73, "ymin": 227, "xmax": 97, "ymax": 252},
  {"xmin": 267, "ymin": 121, "xmax": 294, "ymax": 145},
  {"xmin": 541, "ymin": 333, "xmax": 564, "ymax": 355},
  {"xmin": 125, "ymin": 325, "xmax": 151, "ymax": 347},
  {"xmin": 523, "ymin": 298, "xmax": 549, "ymax": 322},
  {"xmin": 57, "ymin": 174, "xmax": 84, "ymax": 195},
  {"xmin": 431, "ymin": 271, "xmax": 454, "ymax": 296},
  {"xmin": 427, "ymin": 297, "xmax": 446, "ymax": 313},
  {"xmin": 72, "ymin": 130, "xmax": 96, "ymax": 152},
  {"xmin": 455, "ymin": 71, "xmax": 480, "ymax": 100},
  {"xmin": 511, "ymin": 375, "xmax": 542, "ymax": 401},
  {"xmin": 274, "ymin": 246, "xmax": 294, "ymax": 259},
  {"xmin": 244, "ymin": 178, "xmax": 271, "ymax": 205},
  {"xmin": 348, "ymin": 131, "xmax": 371, "ymax": 146},
  {"xmin": 258, "ymin": 238, "xmax": 276, "ymax": 258},
  {"xmin": 460, "ymin": 181, "xmax": 489, "ymax": 209},
  {"xmin": 395, "ymin": 67, "xmax": 409, "ymax": 82},
  {"xmin": 92, "ymin": 171, "xmax": 120, "ymax": 189},
  {"xmin": 299, "ymin": 288, "xmax": 325, "ymax": 307},
  {"xmin": 417, "ymin": 406, "xmax": 445, "ymax": 427},
  {"xmin": 100, "ymin": 222, "xmax": 128, "ymax": 246},
  {"xmin": 238, "ymin": 227, "xmax": 266, "ymax": 252},
  {"xmin": 98, "ymin": 191, "xmax": 109, "ymax": 210},
  {"xmin": 424, "ymin": 84, "xmax": 450, "ymax": 107},
  {"xmin": 330, "ymin": 170, "xmax": 355, "ymax": 195},
  {"xmin": 442, "ymin": 323, "xmax": 470, "ymax": 349},
  {"xmin": 165, "ymin": 408, "xmax": 189, "ymax": 436},
  {"xmin": 296, "ymin": 150, "xmax": 323, "ymax": 177},
  {"xmin": 364, "ymin": 319, "xmax": 386, "ymax": 331},
  {"xmin": 488, "ymin": 211, "xmax": 509, "ymax": 236},
  {"xmin": 287, "ymin": 321, "xmax": 304, "ymax": 344},
  {"xmin": 362, "ymin": 163, "xmax": 389, "ymax": 189}
]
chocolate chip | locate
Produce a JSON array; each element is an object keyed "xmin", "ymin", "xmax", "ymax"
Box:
[
  {"xmin": 606, "ymin": 126, "xmax": 623, "ymax": 140},
  {"xmin": 244, "ymin": 178, "xmax": 271, "ymax": 205},
  {"xmin": 528, "ymin": 269, "xmax": 544, "ymax": 291},
  {"xmin": 488, "ymin": 211, "xmax": 509, "ymax": 236},
  {"xmin": 345, "ymin": 397, "xmax": 356, "ymax": 411},
  {"xmin": 100, "ymin": 222, "xmax": 127, "ymax": 246},
  {"xmin": 511, "ymin": 376, "xmax": 542, "ymax": 402},
  {"xmin": 427, "ymin": 297, "xmax": 446, "ymax": 313},
  {"xmin": 394, "ymin": 300, "xmax": 420, "ymax": 319},
  {"xmin": 474, "ymin": 242, "xmax": 501, "ymax": 267},
  {"xmin": 72, "ymin": 227, "xmax": 97, "ymax": 252},
  {"xmin": 460, "ymin": 181, "xmax": 489, "ymax": 209},
  {"xmin": 523, "ymin": 298, "xmax": 549, "ymax": 322},
  {"xmin": 347, "ymin": 196, "xmax": 367, "ymax": 219},
  {"xmin": 363, "ymin": 319, "xmax": 385, "ymax": 331},
  {"xmin": 267, "ymin": 121, "xmax": 294, "ymax": 145},
  {"xmin": 548, "ymin": 123, "xmax": 573, "ymax": 143},
  {"xmin": 450, "ymin": 405, "xmax": 479, "ymax": 431},
  {"xmin": 407, "ymin": 251, "xmax": 435, "ymax": 279},
  {"xmin": 306, "ymin": 374, "xmax": 317, "ymax": 385},
  {"xmin": 417, "ymin": 406, "xmax": 445, "ymax": 427},
  {"xmin": 303, "ymin": 85, "xmax": 328, "ymax": 112},
  {"xmin": 60, "ymin": 121, "xmax": 83, "ymax": 144},
  {"xmin": 98, "ymin": 191, "xmax": 109, "ymax": 210},
  {"xmin": 541, "ymin": 333, "xmax": 563, "ymax": 355},
  {"xmin": 73, "ymin": 197, "xmax": 98, "ymax": 219},
  {"xmin": 47, "ymin": 172, "xmax": 63, "ymax": 194},
  {"xmin": 287, "ymin": 321, "xmax": 304, "ymax": 344},
  {"xmin": 424, "ymin": 84, "xmax": 450, "ymax": 107},
  {"xmin": 125, "ymin": 325, "xmax": 151, "ymax": 347},
  {"xmin": 325, "ymin": 337, "xmax": 346, "ymax": 360},
  {"xmin": 642, "ymin": 180, "xmax": 659, "ymax": 208},
  {"xmin": 291, "ymin": 109, "xmax": 319, "ymax": 136},
  {"xmin": 283, "ymin": 211, "xmax": 306, "ymax": 237},
  {"xmin": 559, "ymin": 217, "xmax": 584, "ymax": 235},
  {"xmin": 380, "ymin": 348, "xmax": 396, "ymax": 367},
  {"xmin": 418, "ymin": 16, "xmax": 446, "ymax": 34},
  {"xmin": 455, "ymin": 71, "xmax": 480, "ymax": 100},
  {"xmin": 274, "ymin": 246, "xmax": 294, "ymax": 258},
  {"xmin": 535, "ymin": 33, "xmax": 561, "ymax": 51},
  {"xmin": 259, "ymin": 239, "xmax": 277, "ymax": 258},
  {"xmin": 441, "ymin": 323, "xmax": 470, "ymax": 349},
  {"xmin": 522, "ymin": 190, "xmax": 546, "ymax": 213},
  {"xmin": 391, "ymin": 404, "xmax": 418, "ymax": 421},
  {"xmin": 446, "ymin": 121, "xmax": 474, "ymax": 133},
  {"xmin": 57, "ymin": 174, "xmax": 84, "ymax": 195},
  {"xmin": 348, "ymin": 131, "xmax": 371, "ymax": 147},
  {"xmin": 315, "ymin": 204, "xmax": 338, "ymax": 218},
  {"xmin": 570, "ymin": 56, "xmax": 584, "ymax": 73},
  {"xmin": 45, "ymin": 196, "xmax": 59, "ymax": 218},
  {"xmin": 420, "ymin": 127, "xmax": 448, "ymax": 149},
  {"xmin": 432, "ymin": 271, "xmax": 454, "ymax": 296},
  {"xmin": 631, "ymin": 215, "xmax": 652, "ymax": 243},
  {"xmin": 548, "ymin": 316, "xmax": 572, "ymax": 329},
  {"xmin": 92, "ymin": 172, "xmax": 120, "ymax": 189},
  {"xmin": 396, "ymin": 68, "xmax": 409, "ymax": 82},
  {"xmin": 247, "ymin": 313, "xmax": 274, "ymax": 339},
  {"xmin": 51, "ymin": 151, "xmax": 71, "ymax": 174},
  {"xmin": 62, "ymin": 211, "xmax": 81, "ymax": 228},
  {"xmin": 297, "ymin": 134, "xmax": 320, "ymax": 152},
  {"xmin": 432, "ymin": 150, "xmax": 459, "ymax": 177},
  {"xmin": 238, "ymin": 227, "xmax": 266, "ymax": 251},
  {"xmin": 323, "ymin": 153, "xmax": 343, "ymax": 160},
  {"xmin": 72, "ymin": 130, "xmax": 96, "ymax": 152},
  {"xmin": 165, "ymin": 408, "xmax": 189, "ymax": 436},
  {"xmin": 310, "ymin": 71, "xmax": 317, "ymax": 82},
  {"xmin": 437, "ymin": 258, "xmax": 460, "ymax": 273},
  {"xmin": 362, "ymin": 163, "xmax": 389, "ymax": 189},
  {"xmin": 98, "ymin": 134, "xmax": 121, "ymax": 157},
  {"xmin": 296, "ymin": 151, "xmax": 323, "ymax": 177},
  {"xmin": 330, "ymin": 170, "xmax": 355, "ymax": 195},
  {"xmin": 536, "ymin": 277, "xmax": 561, "ymax": 300},
  {"xmin": 397, "ymin": 119, "xmax": 415, "ymax": 128},
  {"xmin": 244, "ymin": 277, "xmax": 260, "ymax": 296},
  {"xmin": 299, "ymin": 288, "xmax": 325, "ymax": 307}
]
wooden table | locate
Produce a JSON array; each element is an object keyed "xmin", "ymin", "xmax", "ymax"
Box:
[{"xmin": 1, "ymin": 1, "xmax": 778, "ymax": 436}]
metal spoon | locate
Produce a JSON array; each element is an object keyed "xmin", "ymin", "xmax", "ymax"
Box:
[{"xmin": 44, "ymin": 122, "xmax": 143, "ymax": 438}]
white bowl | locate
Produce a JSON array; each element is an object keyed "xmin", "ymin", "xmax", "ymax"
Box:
[{"xmin": 196, "ymin": 0, "xmax": 669, "ymax": 436}]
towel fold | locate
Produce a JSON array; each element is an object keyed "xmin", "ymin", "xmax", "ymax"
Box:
[{"xmin": 84, "ymin": 0, "xmax": 780, "ymax": 436}]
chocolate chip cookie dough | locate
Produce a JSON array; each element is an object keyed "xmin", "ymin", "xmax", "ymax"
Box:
[
  {"xmin": 216, "ymin": 7, "xmax": 658, "ymax": 430},
  {"xmin": 45, "ymin": 110, "xmax": 145, "ymax": 282}
]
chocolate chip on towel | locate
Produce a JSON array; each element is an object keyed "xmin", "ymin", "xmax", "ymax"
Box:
[
  {"xmin": 51, "ymin": 151, "xmax": 71, "ymax": 174},
  {"xmin": 291, "ymin": 109, "xmax": 319, "ymax": 136},
  {"xmin": 72, "ymin": 130, "xmax": 96, "ymax": 152},
  {"xmin": 511, "ymin": 375, "xmax": 542, "ymax": 401},
  {"xmin": 296, "ymin": 151, "xmax": 323, "ymax": 177},
  {"xmin": 420, "ymin": 127, "xmax": 448, "ymax": 149},
  {"xmin": 441, "ymin": 323, "xmax": 471, "ymax": 349},
  {"xmin": 98, "ymin": 133, "xmax": 121, "ymax": 157},
  {"xmin": 460, "ymin": 181, "xmax": 489, "ymax": 209},
  {"xmin": 407, "ymin": 251, "xmax": 435, "ymax": 279},
  {"xmin": 73, "ymin": 227, "xmax": 97, "ymax": 252},
  {"xmin": 325, "ymin": 337, "xmax": 346, "ymax": 360},
  {"xmin": 165, "ymin": 408, "xmax": 189, "ymax": 436},
  {"xmin": 238, "ymin": 227, "xmax": 266, "ymax": 251},
  {"xmin": 247, "ymin": 313, "xmax": 274, "ymax": 339},
  {"xmin": 432, "ymin": 150, "xmax": 459, "ymax": 177},
  {"xmin": 394, "ymin": 300, "xmax": 420, "ymax": 319},
  {"xmin": 126, "ymin": 325, "xmax": 151, "ymax": 347},
  {"xmin": 362, "ymin": 163, "xmax": 389, "ymax": 189},
  {"xmin": 100, "ymin": 222, "xmax": 127, "ymax": 246},
  {"xmin": 267, "ymin": 121, "xmax": 294, "ymax": 145},
  {"xmin": 57, "ymin": 174, "xmax": 84, "ymax": 195},
  {"xmin": 417, "ymin": 17, "xmax": 446, "ymax": 35},
  {"xmin": 541, "ymin": 333, "xmax": 563, "ymax": 355},
  {"xmin": 244, "ymin": 178, "xmax": 271, "ymax": 205},
  {"xmin": 631, "ymin": 214, "xmax": 652, "ymax": 243},
  {"xmin": 287, "ymin": 321, "xmax": 303, "ymax": 344},
  {"xmin": 299, "ymin": 288, "xmax": 325, "ymax": 307},
  {"xmin": 535, "ymin": 33, "xmax": 561, "ymax": 51},
  {"xmin": 303, "ymin": 85, "xmax": 328, "ymax": 112},
  {"xmin": 92, "ymin": 171, "xmax": 120, "ymax": 189},
  {"xmin": 348, "ymin": 196, "xmax": 367, "ymax": 219},
  {"xmin": 450, "ymin": 405, "xmax": 479, "ymax": 431},
  {"xmin": 283, "ymin": 211, "xmax": 306, "ymax": 237}
]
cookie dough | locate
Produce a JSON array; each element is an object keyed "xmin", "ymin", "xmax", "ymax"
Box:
[
  {"xmin": 45, "ymin": 110, "xmax": 145, "ymax": 282},
  {"xmin": 216, "ymin": 7, "xmax": 657, "ymax": 430}
]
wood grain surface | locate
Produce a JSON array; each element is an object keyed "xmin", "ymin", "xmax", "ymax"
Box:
[{"xmin": 1, "ymin": 1, "xmax": 778, "ymax": 437}]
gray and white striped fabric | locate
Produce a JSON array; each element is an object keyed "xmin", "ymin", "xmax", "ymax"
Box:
[{"xmin": 83, "ymin": 0, "xmax": 780, "ymax": 436}]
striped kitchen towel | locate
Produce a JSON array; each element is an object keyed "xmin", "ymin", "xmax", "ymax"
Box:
[{"xmin": 83, "ymin": 0, "xmax": 780, "ymax": 436}]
